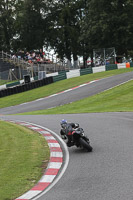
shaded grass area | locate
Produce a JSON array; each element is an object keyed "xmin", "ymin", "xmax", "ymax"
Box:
[
  {"xmin": 20, "ymin": 80, "xmax": 133, "ymax": 115},
  {"xmin": 0, "ymin": 80, "xmax": 9, "ymax": 85},
  {"xmin": 0, "ymin": 68, "xmax": 133, "ymax": 109},
  {"xmin": 0, "ymin": 79, "xmax": 17, "ymax": 85},
  {"xmin": 0, "ymin": 121, "xmax": 50, "ymax": 200}
]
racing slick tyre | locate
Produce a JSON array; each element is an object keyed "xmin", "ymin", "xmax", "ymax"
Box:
[{"xmin": 79, "ymin": 138, "xmax": 93, "ymax": 152}]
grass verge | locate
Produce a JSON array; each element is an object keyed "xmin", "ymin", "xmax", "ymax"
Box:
[
  {"xmin": 0, "ymin": 120, "xmax": 50, "ymax": 200},
  {"xmin": 0, "ymin": 68, "xmax": 133, "ymax": 109},
  {"xmin": 19, "ymin": 79, "xmax": 133, "ymax": 115},
  {"xmin": 0, "ymin": 80, "xmax": 17, "ymax": 86}
]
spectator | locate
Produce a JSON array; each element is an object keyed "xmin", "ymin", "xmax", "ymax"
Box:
[{"xmin": 12, "ymin": 54, "xmax": 17, "ymax": 59}]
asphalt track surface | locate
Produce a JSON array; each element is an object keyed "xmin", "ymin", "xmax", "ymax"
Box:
[
  {"xmin": 0, "ymin": 71, "xmax": 133, "ymax": 115},
  {"xmin": 1, "ymin": 72, "xmax": 133, "ymax": 200}
]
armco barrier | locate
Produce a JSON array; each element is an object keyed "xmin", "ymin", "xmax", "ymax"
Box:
[
  {"xmin": 66, "ymin": 69, "xmax": 80, "ymax": 79},
  {"xmin": 130, "ymin": 62, "xmax": 133, "ymax": 67},
  {"xmin": 1, "ymin": 63, "xmax": 133, "ymax": 98},
  {"xmin": 34, "ymin": 76, "xmax": 38, "ymax": 80},
  {"xmin": 46, "ymin": 72, "xmax": 58, "ymax": 77},
  {"xmin": 59, "ymin": 70, "xmax": 69, "ymax": 74},
  {"xmin": 117, "ymin": 63, "xmax": 126, "ymax": 69},
  {"xmin": 80, "ymin": 68, "xmax": 92, "ymax": 76},
  {"xmin": 105, "ymin": 64, "xmax": 118, "ymax": 71},
  {"xmin": 53, "ymin": 73, "xmax": 66, "ymax": 82},
  {"xmin": 6, "ymin": 81, "xmax": 20, "ymax": 88},
  {"xmin": 92, "ymin": 66, "xmax": 105, "ymax": 73}
]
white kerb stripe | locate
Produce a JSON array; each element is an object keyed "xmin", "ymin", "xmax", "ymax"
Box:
[
  {"xmin": 48, "ymin": 143, "xmax": 60, "ymax": 147},
  {"xmin": 41, "ymin": 130, "xmax": 51, "ymax": 134},
  {"xmin": 34, "ymin": 98, "xmax": 45, "ymax": 102},
  {"xmin": 30, "ymin": 127, "xmax": 40, "ymax": 130},
  {"xmin": 50, "ymin": 152, "xmax": 63, "ymax": 157},
  {"xmin": 79, "ymin": 83, "xmax": 87, "ymax": 87},
  {"xmin": 48, "ymin": 162, "xmax": 62, "ymax": 169},
  {"xmin": 45, "ymin": 136, "xmax": 55, "ymax": 140},
  {"xmin": 17, "ymin": 190, "xmax": 41, "ymax": 199},
  {"xmin": 63, "ymin": 89, "xmax": 72, "ymax": 92},
  {"xmin": 39, "ymin": 175, "xmax": 56, "ymax": 183},
  {"xmin": 49, "ymin": 94, "xmax": 58, "ymax": 97},
  {"xmin": 19, "ymin": 122, "xmax": 30, "ymax": 126}
]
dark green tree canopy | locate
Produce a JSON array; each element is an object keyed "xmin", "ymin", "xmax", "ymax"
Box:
[{"xmin": 0, "ymin": 0, "xmax": 133, "ymax": 63}]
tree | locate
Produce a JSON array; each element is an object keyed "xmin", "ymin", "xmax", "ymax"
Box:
[
  {"xmin": 80, "ymin": 0, "xmax": 133, "ymax": 58},
  {"xmin": 0, "ymin": 0, "xmax": 16, "ymax": 51},
  {"xmin": 13, "ymin": 0, "xmax": 48, "ymax": 51},
  {"xmin": 0, "ymin": 0, "xmax": 133, "ymax": 62},
  {"xmin": 45, "ymin": 0, "xmax": 83, "ymax": 65}
]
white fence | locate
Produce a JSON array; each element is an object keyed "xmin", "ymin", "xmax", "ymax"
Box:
[
  {"xmin": 92, "ymin": 65, "xmax": 105, "ymax": 73},
  {"xmin": 117, "ymin": 63, "xmax": 126, "ymax": 69},
  {"xmin": 66, "ymin": 69, "xmax": 80, "ymax": 79}
]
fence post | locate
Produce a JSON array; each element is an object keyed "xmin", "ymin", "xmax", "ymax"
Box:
[
  {"xmin": 2, "ymin": 50, "xmax": 3, "ymax": 59},
  {"xmin": 31, "ymin": 62, "xmax": 34, "ymax": 77}
]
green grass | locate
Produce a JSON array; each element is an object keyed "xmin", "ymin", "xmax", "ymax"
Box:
[
  {"xmin": 0, "ymin": 80, "xmax": 8, "ymax": 85},
  {"xmin": 20, "ymin": 79, "xmax": 133, "ymax": 115},
  {"xmin": 0, "ymin": 68, "xmax": 133, "ymax": 109},
  {"xmin": 0, "ymin": 120, "xmax": 50, "ymax": 200},
  {"xmin": 0, "ymin": 79, "xmax": 18, "ymax": 86}
]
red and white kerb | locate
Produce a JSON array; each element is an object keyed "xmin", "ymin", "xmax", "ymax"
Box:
[{"xmin": 6, "ymin": 121, "xmax": 63, "ymax": 200}]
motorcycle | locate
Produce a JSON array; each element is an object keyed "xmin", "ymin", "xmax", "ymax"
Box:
[{"xmin": 61, "ymin": 125, "xmax": 93, "ymax": 152}]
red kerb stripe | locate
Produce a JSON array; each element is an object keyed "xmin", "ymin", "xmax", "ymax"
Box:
[
  {"xmin": 50, "ymin": 157, "xmax": 63, "ymax": 162},
  {"xmin": 43, "ymin": 133, "xmax": 51, "ymax": 137},
  {"xmin": 47, "ymin": 139, "xmax": 58, "ymax": 143},
  {"xmin": 36, "ymin": 129, "xmax": 45, "ymax": 132},
  {"xmin": 50, "ymin": 147, "xmax": 62, "ymax": 152},
  {"xmin": 45, "ymin": 168, "xmax": 59, "ymax": 175},
  {"xmin": 71, "ymin": 86, "xmax": 79, "ymax": 89},
  {"xmin": 31, "ymin": 182, "xmax": 50, "ymax": 191}
]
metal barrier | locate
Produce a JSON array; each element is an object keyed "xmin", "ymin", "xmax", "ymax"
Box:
[
  {"xmin": 53, "ymin": 72, "xmax": 67, "ymax": 82},
  {"xmin": 105, "ymin": 64, "xmax": 118, "ymax": 71},
  {"xmin": 80, "ymin": 68, "xmax": 92, "ymax": 76}
]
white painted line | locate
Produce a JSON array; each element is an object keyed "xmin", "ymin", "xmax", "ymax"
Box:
[
  {"xmin": 102, "ymin": 79, "xmax": 133, "ymax": 93},
  {"xmin": 17, "ymin": 190, "xmax": 41, "ymax": 199}
]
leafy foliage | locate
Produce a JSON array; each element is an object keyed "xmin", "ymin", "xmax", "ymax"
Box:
[{"xmin": 0, "ymin": 0, "xmax": 133, "ymax": 61}]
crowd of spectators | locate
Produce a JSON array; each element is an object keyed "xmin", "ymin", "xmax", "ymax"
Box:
[{"xmin": 11, "ymin": 49, "xmax": 53, "ymax": 64}]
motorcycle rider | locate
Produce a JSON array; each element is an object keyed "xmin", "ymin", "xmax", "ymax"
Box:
[{"xmin": 60, "ymin": 119, "xmax": 79, "ymax": 147}]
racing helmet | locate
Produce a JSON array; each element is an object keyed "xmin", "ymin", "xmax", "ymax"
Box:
[{"xmin": 60, "ymin": 119, "xmax": 67, "ymax": 127}]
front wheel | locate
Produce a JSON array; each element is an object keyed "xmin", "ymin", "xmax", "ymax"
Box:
[{"xmin": 79, "ymin": 138, "xmax": 93, "ymax": 152}]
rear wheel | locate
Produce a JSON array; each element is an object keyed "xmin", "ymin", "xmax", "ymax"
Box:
[{"xmin": 79, "ymin": 138, "xmax": 93, "ymax": 152}]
